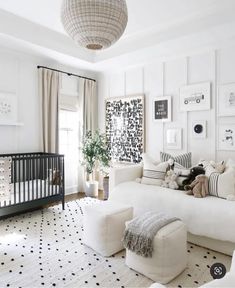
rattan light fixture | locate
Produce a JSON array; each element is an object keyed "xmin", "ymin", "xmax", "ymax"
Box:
[{"xmin": 61, "ymin": 0, "xmax": 128, "ymax": 50}]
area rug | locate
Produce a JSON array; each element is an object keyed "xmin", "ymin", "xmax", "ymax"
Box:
[{"xmin": 0, "ymin": 198, "xmax": 232, "ymax": 288}]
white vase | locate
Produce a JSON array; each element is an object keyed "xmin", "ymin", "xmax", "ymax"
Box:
[{"xmin": 85, "ymin": 181, "xmax": 99, "ymax": 198}]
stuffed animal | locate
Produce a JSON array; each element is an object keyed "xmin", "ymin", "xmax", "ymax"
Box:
[
  {"xmin": 210, "ymin": 160, "xmax": 226, "ymax": 174},
  {"xmin": 198, "ymin": 159, "xmax": 226, "ymax": 174},
  {"xmin": 184, "ymin": 175, "xmax": 209, "ymax": 198},
  {"xmin": 162, "ymin": 170, "xmax": 179, "ymax": 190},
  {"xmin": 182, "ymin": 166, "xmax": 205, "ymax": 187}
]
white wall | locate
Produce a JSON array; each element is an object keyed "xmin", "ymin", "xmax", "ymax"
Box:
[
  {"xmin": 0, "ymin": 47, "xmax": 97, "ymax": 155},
  {"xmin": 98, "ymin": 45, "xmax": 235, "ymax": 164}
]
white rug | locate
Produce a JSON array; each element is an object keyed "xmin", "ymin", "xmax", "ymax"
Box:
[{"xmin": 0, "ymin": 198, "xmax": 232, "ymax": 288}]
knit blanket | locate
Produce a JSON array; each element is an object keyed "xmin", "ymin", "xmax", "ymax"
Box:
[{"xmin": 123, "ymin": 211, "xmax": 179, "ymax": 258}]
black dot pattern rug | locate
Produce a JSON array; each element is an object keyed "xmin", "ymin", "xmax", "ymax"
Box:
[{"xmin": 0, "ymin": 198, "xmax": 232, "ymax": 288}]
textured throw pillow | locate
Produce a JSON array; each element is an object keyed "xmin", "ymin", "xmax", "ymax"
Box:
[
  {"xmin": 141, "ymin": 154, "xmax": 169, "ymax": 186},
  {"xmin": 205, "ymin": 164, "xmax": 235, "ymax": 200},
  {"xmin": 160, "ymin": 152, "xmax": 192, "ymax": 169}
]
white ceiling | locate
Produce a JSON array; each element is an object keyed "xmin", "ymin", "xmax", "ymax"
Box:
[{"xmin": 0, "ymin": 0, "xmax": 235, "ymax": 70}]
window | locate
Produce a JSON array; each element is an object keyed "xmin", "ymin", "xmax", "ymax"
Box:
[{"xmin": 59, "ymin": 109, "xmax": 79, "ymax": 194}]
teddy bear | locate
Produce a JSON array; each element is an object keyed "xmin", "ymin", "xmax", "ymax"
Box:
[
  {"xmin": 182, "ymin": 166, "xmax": 205, "ymax": 187},
  {"xmin": 162, "ymin": 169, "xmax": 179, "ymax": 190},
  {"xmin": 184, "ymin": 175, "xmax": 209, "ymax": 198},
  {"xmin": 210, "ymin": 160, "xmax": 226, "ymax": 174},
  {"xmin": 198, "ymin": 159, "xmax": 226, "ymax": 174}
]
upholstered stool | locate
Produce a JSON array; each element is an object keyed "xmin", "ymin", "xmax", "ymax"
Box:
[
  {"xmin": 83, "ymin": 201, "xmax": 133, "ymax": 257},
  {"xmin": 126, "ymin": 220, "xmax": 187, "ymax": 284}
]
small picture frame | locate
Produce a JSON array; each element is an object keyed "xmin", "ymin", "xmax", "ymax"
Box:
[
  {"xmin": 218, "ymin": 124, "xmax": 235, "ymax": 151},
  {"xmin": 180, "ymin": 82, "xmax": 211, "ymax": 112},
  {"xmin": 192, "ymin": 120, "xmax": 207, "ymax": 139},
  {"xmin": 166, "ymin": 128, "xmax": 182, "ymax": 150},
  {"xmin": 218, "ymin": 83, "xmax": 235, "ymax": 117},
  {"xmin": 153, "ymin": 96, "xmax": 171, "ymax": 122}
]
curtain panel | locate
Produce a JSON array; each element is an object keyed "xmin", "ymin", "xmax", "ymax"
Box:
[
  {"xmin": 78, "ymin": 78, "xmax": 98, "ymax": 192},
  {"xmin": 39, "ymin": 68, "xmax": 60, "ymax": 153}
]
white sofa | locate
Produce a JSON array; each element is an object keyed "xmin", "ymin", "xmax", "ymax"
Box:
[
  {"xmin": 109, "ymin": 165, "xmax": 235, "ymax": 255},
  {"xmin": 150, "ymin": 250, "xmax": 235, "ymax": 287}
]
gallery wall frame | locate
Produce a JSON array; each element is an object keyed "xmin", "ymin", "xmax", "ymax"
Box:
[
  {"xmin": 179, "ymin": 82, "xmax": 211, "ymax": 112},
  {"xmin": 153, "ymin": 96, "xmax": 172, "ymax": 122},
  {"xmin": 218, "ymin": 123, "xmax": 235, "ymax": 151},
  {"xmin": 165, "ymin": 128, "xmax": 182, "ymax": 150},
  {"xmin": 218, "ymin": 83, "xmax": 235, "ymax": 117},
  {"xmin": 0, "ymin": 91, "xmax": 18, "ymax": 124},
  {"xmin": 192, "ymin": 120, "xmax": 207, "ymax": 139},
  {"xmin": 105, "ymin": 94, "xmax": 145, "ymax": 163}
]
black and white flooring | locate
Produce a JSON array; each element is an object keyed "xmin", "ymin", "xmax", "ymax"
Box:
[{"xmin": 0, "ymin": 198, "xmax": 232, "ymax": 288}]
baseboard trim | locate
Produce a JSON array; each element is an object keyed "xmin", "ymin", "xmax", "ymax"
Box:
[{"xmin": 188, "ymin": 233, "xmax": 235, "ymax": 256}]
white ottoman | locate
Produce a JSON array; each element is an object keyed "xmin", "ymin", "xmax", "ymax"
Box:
[
  {"xmin": 126, "ymin": 220, "xmax": 187, "ymax": 284},
  {"xmin": 83, "ymin": 201, "xmax": 133, "ymax": 257}
]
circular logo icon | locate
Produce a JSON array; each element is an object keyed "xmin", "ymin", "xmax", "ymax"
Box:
[{"xmin": 210, "ymin": 263, "xmax": 226, "ymax": 279}]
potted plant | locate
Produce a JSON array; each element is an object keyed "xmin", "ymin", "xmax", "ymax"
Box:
[{"xmin": 81, "ymin": 130, "xmax": 110, "ymax": 197}]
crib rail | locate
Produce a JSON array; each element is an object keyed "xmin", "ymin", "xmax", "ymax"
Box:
[{"xmin": 0, "ymin": 152, "xmax": 65, "ymax": 217}]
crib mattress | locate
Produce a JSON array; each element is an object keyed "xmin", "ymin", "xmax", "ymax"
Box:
[{"xmin": 0, "ymin": 180, "xmax": 60, "ymax": 206}]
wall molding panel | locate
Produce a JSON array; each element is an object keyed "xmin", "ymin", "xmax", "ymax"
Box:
[{"xmin": 99, "ymin": 44, "xmax": 235, "ymax": 163}]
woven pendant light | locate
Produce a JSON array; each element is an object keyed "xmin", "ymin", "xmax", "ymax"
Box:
[{"xmin": 61, "ymin": 0, "xmax": 128, "ymax": 50}]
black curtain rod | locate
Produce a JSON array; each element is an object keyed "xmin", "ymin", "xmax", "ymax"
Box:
[{"xmin": 37, "ymin": 65, "xmax": 96, "ymax": 82}]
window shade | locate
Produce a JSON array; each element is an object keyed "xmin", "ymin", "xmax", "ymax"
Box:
[{"xmin": 59, "ymin": 94, "xmax": 79, "ymax": 112}]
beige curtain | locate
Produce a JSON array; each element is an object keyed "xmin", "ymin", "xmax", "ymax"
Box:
[
  {"xmin": 78, "ymin": 78, "xmax": 97, "ymax": 191},
  {"xmin": 79, "ymin": 78, "xmax": 98, "ymax": 136},
  {"xmin": 39, "ymin": 68, "xmax": 60, "ymax": 153}
]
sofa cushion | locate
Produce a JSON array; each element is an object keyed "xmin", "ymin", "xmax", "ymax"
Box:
[
  {"xmin": 160, "ymin": 152, "xmax": 192, "ymax": 168},
  {"xmin": 141, "ymin": 154, "xmax": 169, "ymax": 186},
  {"xmin": 205, "ymin": 164, "xmax": 235, "ymax": 200}
]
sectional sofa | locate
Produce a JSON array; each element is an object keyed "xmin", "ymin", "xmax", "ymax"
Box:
[{"xmin": 109, "ymin": 164, "xmax": 235, "ymax": 256}]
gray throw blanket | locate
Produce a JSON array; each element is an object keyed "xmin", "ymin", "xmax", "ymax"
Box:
[{"xmin": 123, "ymin": 211, "xmax": 179, "ymax": 258}]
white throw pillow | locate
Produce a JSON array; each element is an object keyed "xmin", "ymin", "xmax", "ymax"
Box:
[
  {"xmin": 205, "ymin": 164, "xmax": 235, "ymax": 200},
  {"xmin": 141, "ymin": 154, "xmax": 169, "ymax": 186}
]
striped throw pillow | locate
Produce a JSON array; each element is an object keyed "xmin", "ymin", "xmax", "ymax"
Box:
[
  {"xmin": 205, "ymin": 164, "xmax": 235, "ymax": 199},
  {"xmin": 141, "ymin": 154, "xmax": 169, "ymax": 186},
  {"xmin": 160, "ymin": 152, "xmax": 192, "ymax": 169}
]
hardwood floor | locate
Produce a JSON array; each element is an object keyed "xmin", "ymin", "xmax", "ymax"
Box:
[{"xmin": 64, "ymin": 190, "xmax": 104, "ymax": 203}]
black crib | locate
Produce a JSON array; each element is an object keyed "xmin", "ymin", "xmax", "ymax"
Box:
[{"xmin": 0, "ymin": 152, "xmax": 65, "ymax": 218}]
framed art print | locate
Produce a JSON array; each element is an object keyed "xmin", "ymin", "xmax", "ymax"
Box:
[
  {"xmin": 153, "ymin": 96, "xmax": 171, "ymax": 122},
  {"xmin": 180, "ymin": 82, "xmax": 211, "ymax": 112},
  {"xmin": 0, "ymin": 91, "xmax": 17, "ymax": 124},
  {"xmin": 218, "ymin": 83, "xmax": 235, "ymax": 117},
  {"xmin": 105, "ymin": 94, "xmax": 145, "ymax": 163},
  {"xmin": 218, "ymin": 124, "xmax": 235, "ymax": 151},
  {"xmin": 166, "ymin": 128, "xmax": 182, "ymax": 150},
  {"xmin": 192, "ymin": 120, "xmax": 207, "ymax": 139}
]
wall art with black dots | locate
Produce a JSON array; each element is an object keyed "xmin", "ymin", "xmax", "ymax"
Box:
[{"xmin": 105, "ymin": 95, "xmax": 145, "ymax": 163}]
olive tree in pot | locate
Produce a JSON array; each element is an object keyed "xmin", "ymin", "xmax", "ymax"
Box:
[{"xmin": 81, "ymin": 130, "xmax": 110, "ymax": 198}]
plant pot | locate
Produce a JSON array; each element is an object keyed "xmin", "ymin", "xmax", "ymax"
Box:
[
  {"xmin": 85, "ymin": 181, "xmax": 99, "ymax": 198},
  {"xmin": 103, "ymin": 176, "xmax": 109, "ymax": 200}
]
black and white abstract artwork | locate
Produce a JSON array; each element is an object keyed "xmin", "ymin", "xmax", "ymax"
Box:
[{"xmin": 105, "ymin": 95, "xmax": 145, "ymax": 163}]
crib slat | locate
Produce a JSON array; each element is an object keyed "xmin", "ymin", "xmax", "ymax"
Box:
[
  {"xmin": 23, "ymin": 157, "xmax": 25, "ymax": 202},
  {"xmin": 32, "ymin": 157, "xmax": 34, "ymax": 200},
  {"xmin": 36, "ymin": 157, "xmax": 38, "ymax": 200},
  {"xmin": 14, "ymin": 159, "xmax": 16, "ymax": 204},
  {"xmin": 28, "ymin": 157, "xmax": 30, "ymax": 201}
]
